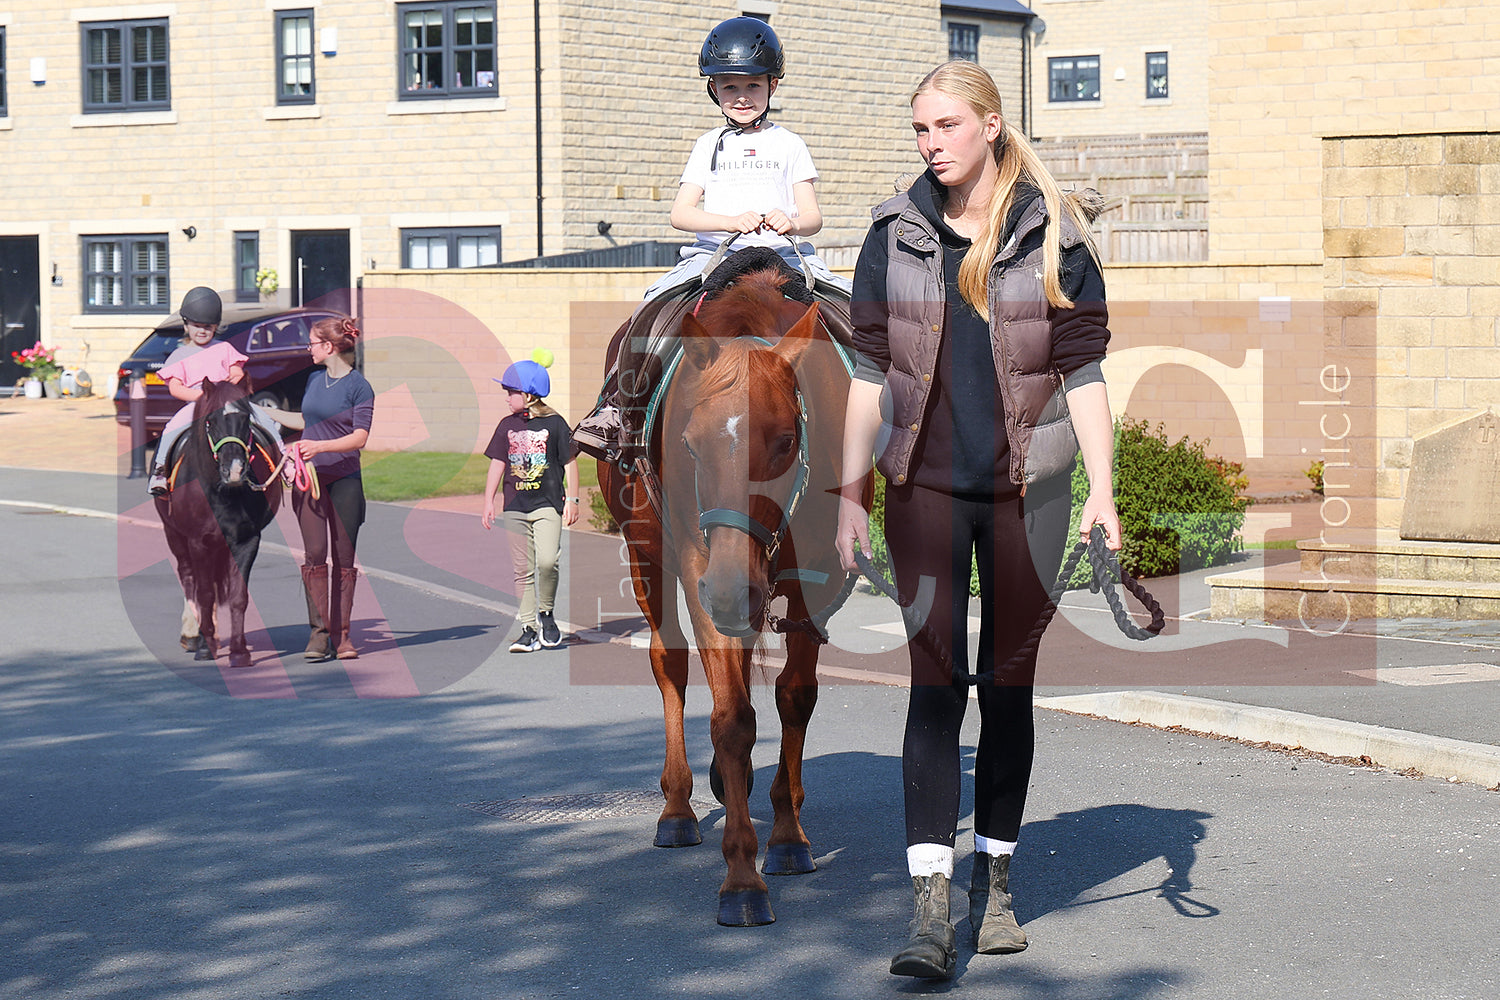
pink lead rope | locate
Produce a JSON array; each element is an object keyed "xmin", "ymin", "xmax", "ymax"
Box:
[
  {"xmin": 289, "ymin": 446, "xmax": 320, "ymax": 500},
  {"xmin": 256, "ymin": 445, "xmax": 320, "ymax": 500}
]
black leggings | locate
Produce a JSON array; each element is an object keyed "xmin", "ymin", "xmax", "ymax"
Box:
[
  {"xmin": 883, "ymin": 475, "xmax": 1071, "ymax": 846},
  {"xmin": 293, "ymin": 474, "xmax": 366, "ymax": 570}
]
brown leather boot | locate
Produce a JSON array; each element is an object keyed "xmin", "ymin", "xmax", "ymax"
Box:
[
  {"xmin": 333, "ymin": 567, "xmax": 359, "ymax": 659},
  {"xmin": 970, "ymin": 852, "xmax": 1028, "ymax": 954},
  {"xmin": 299, "ymin": 564, "xmax": 333, "ymax": 661}
]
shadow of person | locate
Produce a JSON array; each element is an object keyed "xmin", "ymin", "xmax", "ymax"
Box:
[{"xmin": 1015, "ymin": 803, "xmax": 1219, "ymax": 922}]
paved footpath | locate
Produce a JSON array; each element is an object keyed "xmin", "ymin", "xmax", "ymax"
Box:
[{"xmin": 1, "ymin": 397, "xmax": 1497, "ymax": 997}]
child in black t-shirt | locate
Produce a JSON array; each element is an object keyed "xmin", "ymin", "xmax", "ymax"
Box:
[{"xmin": 481, "ymin": 351, "xmax": 579, "ymax": 652}]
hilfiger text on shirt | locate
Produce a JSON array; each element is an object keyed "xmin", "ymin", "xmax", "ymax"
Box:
[{"xmin": 717, "ymin": 158, "xmax": 785, "ymax": 171}]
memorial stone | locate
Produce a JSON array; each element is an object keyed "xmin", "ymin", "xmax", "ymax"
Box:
[{"xmin": 1400, "ymin": 409, "xmax": 1500, "ymax": 543}]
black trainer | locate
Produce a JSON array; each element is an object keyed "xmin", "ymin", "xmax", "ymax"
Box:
[
  {"xmin": 538, "ymin": 612, "xmax": 563, "ymax": 648},
  {"xmin": 509, "ymin": 627, "xmax": 541, "ymax": 653}
]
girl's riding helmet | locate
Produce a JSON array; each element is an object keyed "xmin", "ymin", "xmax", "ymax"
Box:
[
  {"xmin": 179, "ymin": 286, "xmax": 223, "ymax": 326},
  {"xmin": 699, "ymin": 16, "xmax": 785, "ymax": 87}
]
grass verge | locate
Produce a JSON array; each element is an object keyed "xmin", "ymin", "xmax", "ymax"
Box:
[{"xmin": 361, "ymin": 450, "xmax": 599, "ymax": 503}]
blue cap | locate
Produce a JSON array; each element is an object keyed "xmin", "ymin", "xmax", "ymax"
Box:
[{"xmin": 496, "ymin": 359, "xmax": 550, "ymax": 397}]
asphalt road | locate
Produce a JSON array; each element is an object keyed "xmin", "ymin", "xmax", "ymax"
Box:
[{"xmin": 2, "ymin": 468, "xmax": 1497, "ymax": 999}]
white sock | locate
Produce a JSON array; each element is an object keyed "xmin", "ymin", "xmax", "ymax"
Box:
[
  {"xmin": 974, "ymin": 834, "xmax": 1017, "ymax": 857},
  {"xmin": 907, "ymin": 843, "xmax": 954, "ymax": 878}
]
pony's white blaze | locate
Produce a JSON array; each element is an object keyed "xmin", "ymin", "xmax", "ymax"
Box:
[{"xmin": 723, "ymin": 414, "xmax": 742, "ymax": 452}]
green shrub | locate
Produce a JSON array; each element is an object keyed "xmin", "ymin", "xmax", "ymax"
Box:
[
  {"xmin": 587, "ymin": 488, "xmax": 619, "ymax": 533},
  {"xmin": 1305, "ymin": 459, "xmax": 1325, "ymax": 494},
  {"xmin": 1069, "ymin": 417, "xmax": 1248, "ymax": 583},
  {"xmin": 865, "ymin": 474, "xmax": 901, "ymax": 590},
  {"xmin": 859, "ymin": 419, "xmax": 1248, "ymax": 595}
]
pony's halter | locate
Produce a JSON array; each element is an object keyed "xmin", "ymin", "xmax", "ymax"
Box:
[
  {"xmin": 205, "ymin": 404, "xmax": 251, "ymax": 459},
  {"xmin": 206, "ymin": 431, "xmax": 251, "ymax": 457},
  {"xmin": 694, "ymin": 380, "xmax": 811, "ymax": 576}
]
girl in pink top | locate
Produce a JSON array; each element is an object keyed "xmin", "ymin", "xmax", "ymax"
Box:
[{"xmin": 149, "ymin": 287, "xmax": 281, "ymax": 495}]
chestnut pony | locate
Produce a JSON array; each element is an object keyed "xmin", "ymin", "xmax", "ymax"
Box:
[{"xmin": 600, "ymin": 267, "xmax": 864, "ymax": 926}]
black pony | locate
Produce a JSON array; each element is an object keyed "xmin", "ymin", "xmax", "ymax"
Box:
[{"xmin": 155, "ymin": 379, "xmax": 281, "ymax": 668}]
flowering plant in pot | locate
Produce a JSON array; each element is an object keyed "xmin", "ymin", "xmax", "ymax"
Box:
[{"xmin": 13, "ymin": 342, "xmax": 62, "ymax": 381}]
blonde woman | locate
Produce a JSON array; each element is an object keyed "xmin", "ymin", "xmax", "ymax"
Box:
[{"xmin": 835, "ymin": 61, "xmax": 1121, "ymax": 979}]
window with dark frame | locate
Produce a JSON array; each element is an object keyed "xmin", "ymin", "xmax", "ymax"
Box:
[
  {"xmin": 82, "ymin": 18, "xmax": 170, "ymax": 112},
  {"xmin": 235, "ymin": 232, "xmax": 261, "ymax": 301},
  {"xmin": 82, "ymin": 235, "xmax": 169, "ymax": 313},
  {"xmin": 948, "ymin": 23, "xmax": 980, "ymax": 63},
  {"xmin": 398, "ymin": 2, "xmax": 497, "ymax": 98},
  {"xmin": 401, "ymin": 227, "xmax": 501, "ymax": 269},
  {"xmin": 276, "ymin": 10, "xmax": 315, "ymax": 104},
  {"xmin": 741, "ymin": 11, "xmax": 769, "ymax": 22},
  {"xmin": 1, "ymin": 28, "xmax": 8, "ymax": 118},
  {"xmin": 1048, "ymin": 55, "xmax": 1100, "ymax": 103},
  {"xmin": 1146, "ymin": 51, "xmax": 1169, "ymax": 99}
]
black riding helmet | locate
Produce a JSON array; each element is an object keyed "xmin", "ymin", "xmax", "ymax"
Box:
[
  {"xmin": 699, "ymin": 17, "xmax": 785, "ymax": 162},
  {"xmin": 179, "ymin": 285, "xmax": 223, "ymax": 326},
  {"xmin": 699, "ymin": 16, "xmax": 784, "ymax": 102}
]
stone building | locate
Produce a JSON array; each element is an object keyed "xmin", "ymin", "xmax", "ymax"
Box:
[
  {"xmin": 1026, "ymin": 0, "xmax": 1209, "ymax": 140},
  {"xmin": 0, "ymin": 0, "xmax": 944, "ymax": 386}
]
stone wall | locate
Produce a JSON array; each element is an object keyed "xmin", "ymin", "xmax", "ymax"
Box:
[
  {"xmin": 1323, "ymin": 133, "xmax": 1500, "ymax": 527},
  {"xmin": 1208, "ymin": 0, "xmax": 1500, "ymax": 266}
]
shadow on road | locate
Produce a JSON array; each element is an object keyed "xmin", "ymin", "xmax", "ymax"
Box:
[
  {"xmin": 1, "ymin": 647, "xmax": 1214, "ymax": 998},
  {"xmin": 1020, "ymin": 803, "xmax": 1219, "ymax": 922}
]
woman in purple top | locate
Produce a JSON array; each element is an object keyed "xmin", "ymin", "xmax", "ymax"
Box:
[{"xmin": 258, "ymin": 317, "xmax": 376, "ymax": 661}]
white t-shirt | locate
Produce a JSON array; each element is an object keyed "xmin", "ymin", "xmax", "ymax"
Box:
[{"xmin": 680, "ymin": 121, "xmax": 818, "ymax": 249}]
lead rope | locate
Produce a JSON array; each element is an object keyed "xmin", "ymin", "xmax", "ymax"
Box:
[
  {"xmin": 252, "ymin": 446, "xmax": 320, "ymax": 500},
  {"xmin": 843, "ymin": 525, "xmax": 1164, "ymax": 685}
]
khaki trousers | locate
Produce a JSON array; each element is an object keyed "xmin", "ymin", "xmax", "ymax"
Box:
[{"xmin": 504, "ymin": 506, "xmax": 562, "ymax": 628}]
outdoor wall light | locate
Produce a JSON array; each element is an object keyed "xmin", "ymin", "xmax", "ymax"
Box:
[{"xmin": 182, "ymin": 226, "xmax": 197, "ymax": 240}]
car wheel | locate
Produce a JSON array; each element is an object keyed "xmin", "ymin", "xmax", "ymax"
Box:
[{"xmin": 248, "ymin": 390, "xmax": 285, "ymax": 411}]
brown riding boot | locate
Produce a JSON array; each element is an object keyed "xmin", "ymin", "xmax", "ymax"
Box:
[
  {"xmin": 889, "ymin": 873, "xmax": 956, "ymax": 980},
  {"xmin": 332, "ymin": 567, "xmax": 360, "ymax": 659},
  {"xmin": 299, "ymin": 563, "xmax": 333, "ymax": 661},
  {"xmin": 970, "ymin": 852, "xmax": 1028, "ymax": 954}
]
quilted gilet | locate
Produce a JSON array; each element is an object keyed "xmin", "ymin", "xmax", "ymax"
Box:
[{"xmin": 870, "ymin": 189, "xmax": 1087, "ymax": 490}]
